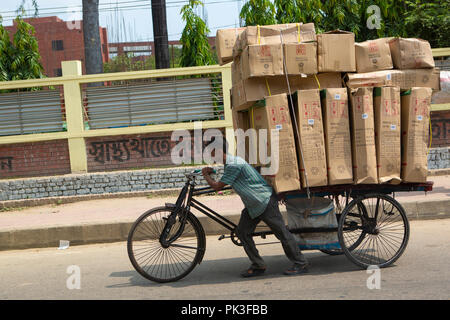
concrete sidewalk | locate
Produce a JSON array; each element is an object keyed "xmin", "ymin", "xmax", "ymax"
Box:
[{"xmin": 0, "ymin": 175, "xmax": 448, "ymax": 251}]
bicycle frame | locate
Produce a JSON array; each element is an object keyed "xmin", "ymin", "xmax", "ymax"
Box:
[
  {"xmin": 128, "ymin": 173, "xmax": 428, "ymax": 281},
  {"xmin": 160, "ymin": 173, "xmax": 343, "ymax": 248},
  {"xmin": 159, "ymin": 174, "xmax": 237, "ymax": 247}
]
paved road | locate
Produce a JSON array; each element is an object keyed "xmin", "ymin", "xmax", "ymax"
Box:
[{"xmin": 0, "ymin": 219, "xmax": 449, "ymax": 300}]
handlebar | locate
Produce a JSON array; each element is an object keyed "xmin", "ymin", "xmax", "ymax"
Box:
[{"xmin": 185, "ymin": 168, "xmax": 217, "ymax": 179}]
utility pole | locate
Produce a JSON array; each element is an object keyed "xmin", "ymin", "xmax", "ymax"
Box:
[
  {"xmin": 151, "ymin": 0, "xmax": 170, "ymax": 69},
  {"xmin": 82, "ymin": 0, "xmax": 103, "ymax": 75}
]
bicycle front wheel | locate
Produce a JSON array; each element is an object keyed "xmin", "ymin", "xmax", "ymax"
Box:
[{"xmin": 127, "ymin": 206, "xmax": 206, "ymax": 283}]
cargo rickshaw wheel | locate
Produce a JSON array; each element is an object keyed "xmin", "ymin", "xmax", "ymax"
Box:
[{"xmin": 337, "ymin": 193, "xmax": 410, "ymax": 269}]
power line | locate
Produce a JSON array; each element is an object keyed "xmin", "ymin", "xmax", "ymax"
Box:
[
  {"xmin": 0, "ymin": 0, "xmax": 187, "ymax": 15},
  {"xmin": 1, "ymin": 1, "xmax": 242, "ymax": 41},
  {"xmin": 0, "ymin": 0, "xmax": 242, "ymax": 17}
]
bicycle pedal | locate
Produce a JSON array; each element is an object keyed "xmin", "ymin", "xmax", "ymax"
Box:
[{"xmin": 218, "ymin": 235, "xmax": 226, "ymax": 241}]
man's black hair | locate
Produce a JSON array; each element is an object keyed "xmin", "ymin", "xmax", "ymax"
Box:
[{"xmin": 204, "ymin": 136, "xmax": 228, "ymax": 154}]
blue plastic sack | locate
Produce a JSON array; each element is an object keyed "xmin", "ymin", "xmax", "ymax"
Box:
[{"xmin": 285, "ymin": 197, "xmax": 341, "ymax": 250}]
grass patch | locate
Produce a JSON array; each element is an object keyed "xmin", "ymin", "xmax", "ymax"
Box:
[{"xmin": 0, "ymin": 206, "xmax": 25, "ymax": 212}]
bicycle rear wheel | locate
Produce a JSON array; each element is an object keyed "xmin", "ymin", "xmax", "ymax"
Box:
[{"xmin": 127, "ymin": 206, "xmax": 206, "ymax": 283}]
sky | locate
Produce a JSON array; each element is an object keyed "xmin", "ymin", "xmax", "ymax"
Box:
[{"xmin": 0, "ymin": 0, "xmax": 244, "ymax": 42}]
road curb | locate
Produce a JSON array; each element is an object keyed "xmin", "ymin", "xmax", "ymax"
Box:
[
  {"xmin": 0, "ymin": 199, "xmax": 449, "ymax": 252},
  {"xmin": 427, "ymin": 169, "xmax": 450, "ymax": 176},
  {"xmin": 0, "ymin": 188, "xmax": 182, "ymax": 210},
  {"xmin": 1, "ymin": 169, "xmax": 447, "ymax": 210}
]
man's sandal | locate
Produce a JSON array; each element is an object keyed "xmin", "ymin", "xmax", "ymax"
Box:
[{"xmin": 240, "ymin": 267, "xmax": 266, "ymax": 278}]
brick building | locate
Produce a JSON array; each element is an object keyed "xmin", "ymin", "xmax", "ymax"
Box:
[
  {"xmin": 5, "ymin": 16, "xmax": 109, "ymax": 76},
  {"xmin": 108, "ymin": 37, "xmax": 216, "ymax": 60}
]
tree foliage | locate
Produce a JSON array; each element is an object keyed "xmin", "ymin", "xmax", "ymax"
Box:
[
  {"xmin": 0, "ymin": 17, "xmax": 44, "ymax": 84},
  {"xmin": 180, "ymin": 0, "xmax": 216, "ymax": 67},
  {"xmin": 241, "ymin": 0, "xmax": 449, "ymax": 45},
  {"xmin": 17, "ymin": 0, "xmax": 39, "ymax": 17},
  {"xmin": 240, "ymin": 0, "xmax": 277, "ymax": 26},
  {"xmin": 404, "ymin": 0, "xmax": 450, "ymax": 48}
]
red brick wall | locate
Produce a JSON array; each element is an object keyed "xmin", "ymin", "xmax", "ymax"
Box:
[
  {"xmin": 0, "ymin": 140, "xmax": 71, "ymax": 178},
  {"xmin": 431, "ymin": 110, "xmax": 450, "ymax": 148},
  {"xmin": 86, "ymin": 133, "xmax": 174, "ymax": 172},
  {"xmin": 86, "ymin": 129, "xmax": 224, "ymax": 172}
]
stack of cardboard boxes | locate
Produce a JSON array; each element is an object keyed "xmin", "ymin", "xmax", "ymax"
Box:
[
  {"xmin": 350, "ymin": 37, "xmax": 436, "ymax": 184},
  {"xmin": 216, "ymin": 24, "xmax": 439, "ymax": 193}
]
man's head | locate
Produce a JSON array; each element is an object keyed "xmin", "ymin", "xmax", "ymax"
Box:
[{"xmin": 204, "ymin": 136, "xmax": 229, "ymax": 164}]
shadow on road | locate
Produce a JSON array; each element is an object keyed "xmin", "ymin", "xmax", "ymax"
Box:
[{"xmin": 107, "ymin": 251, "xmax": 362, "ymax": 289}]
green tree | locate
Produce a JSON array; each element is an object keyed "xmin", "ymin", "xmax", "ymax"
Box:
[
  {"xmin": 180, "ymin": 0, "xmax": 215, "ymax": 67},
  {"xmin": 274, "ymin": 0, "xmax": 300, "ymax": 24},
  {"xmin": 0, "ymin": 25, "xmax": 14, "ymax": 82},
  {"xmin": 276, "ymin": 0, "xmax": 324, "ymax": 28},
  {"xmin": 10, "ymin": 17, "xmax": 44, "ymax": 81},
  {"xmin": 270, "ymin": 0, "xmax": 448, "ymax": 45},
  {"xmin": 320, "ymin": 0, "xmax": 362, "ymax": 36},
  {"xmin": 16, "ymin": 0, "xmax": 39, "ymax": 17},
  {"xmin": 239, "ymin": 0, "xmax": 277, "ymax": 26},
  {"xmin": 356, "ymin": 0, "xmax": 408, "ymax": 41},
  {"xmin": 0, "ymin": 17, "xmax": 44, "ymax": 84},
  {"xmin": 404, "ymin": 0, "xmax": 450, "ymax": 47}
]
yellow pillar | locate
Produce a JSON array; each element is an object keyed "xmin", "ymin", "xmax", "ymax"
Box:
[
  {"xmin": 62, "ymin": 61, "xmax": 88, "ymax": 173},
  {"xmin": 221, "ymin": 65, "xmax": 236, "ymax": 156}
]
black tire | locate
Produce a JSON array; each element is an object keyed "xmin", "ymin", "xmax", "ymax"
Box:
[
  {"xmin": 338, "ymin": 194, "xmax": 410, "ymax": 269},
  {"xmin": 127, "ymin": 206, "xmax": 206, "ymax": 283},
  {"xmin": 320, "ymin": 193, "xmax": 351, "ymax": 256}
]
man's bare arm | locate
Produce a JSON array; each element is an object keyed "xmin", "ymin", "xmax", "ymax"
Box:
[{"xmin": 202, "ymin": 167, "xmax": 226, "ymax": 192}]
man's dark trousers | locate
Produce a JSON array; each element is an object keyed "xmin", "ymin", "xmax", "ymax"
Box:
[{"xmin": 236, "ymin": 193, "xmax": 308, "ymax": 269}]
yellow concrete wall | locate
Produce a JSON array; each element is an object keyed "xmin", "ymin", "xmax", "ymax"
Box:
[{"xmin": 0, "ymin": 61, "xmax": 233, "ymax": 174}]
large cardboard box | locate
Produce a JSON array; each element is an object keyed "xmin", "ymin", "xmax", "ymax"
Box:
[
  {"xmin": 348, "ymin": 87, "xmax": 378, "ymax": 184},
  {"xmin": 232, "ymin": 72, "xmax": 342, "ymax": 111},
  {"xmin": 320, "ymin": 88, "xmax": 353, "ymax": 185},
  {"xmin": 292, "ymin": 89, "xmax": 327, "ymax": 187},
  {"xmin": 251, "ymin": 94, "xmax": 301, "ymax": 193},
  {"xmin": 392, "ymin": 69, "xmax": 440, "ymax": 91},
  {"xmin": 216, "ymin": 27, "xmax": 245, "ymax": 65},
  {"xmin": 373, "ymin": 86, "xmax": 402, "ymax": 184},
  {"xmin": 345, "ymin": 68, "xmax": 440, "ymax": 91},
  {"xmin": 233, "ymin": 23, "xmax": 316, "ymax": 57},
  {"xmin": 401, "ymin": 87, "xmax": 432, "ymax": 182},
  {"xmin": 240, "ymin": 44, "xmax": 284, "ymax": 80},
  {"xmin": 231, "ymin": 56, "xmax": 242, "ymax": 86},
  {"xmin": 355, "ymin": 38, "xmax": 393, "ymax": 73},
  {"xmin": 389, "ymin": 38, "xmax": 435, "ymax": 69},
  {"xmin": 232, "ymin": 108, "xmax": 252, "ymax": 163},
  {"xmin": 317, "ymin": 30, "xmax": 356, "ymax": 72},
  {"xmin": 283, "ymin": 42, "xmax": 318, "ymax": 75}
]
